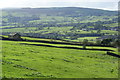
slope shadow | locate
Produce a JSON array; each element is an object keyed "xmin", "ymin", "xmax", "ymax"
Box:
[
  {"xmin": 107, "ymin": 51, "xmax": 120, "ymax": 58},
  {"xmin": 26, "ymin": 40, "xmax": 114, "ymax": 47},
  {"xmin": 2, "ymin": 37, "xmax": 114, "ymax": 47},
  {"xmin": 20, "ymin": 43, "xmax": 114, "ymax": 52}
]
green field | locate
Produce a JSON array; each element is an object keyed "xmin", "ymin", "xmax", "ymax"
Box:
[
  {"xmin": 2, "ymin": 37, "xmax": 118, "ymax": 78},
  {"xmin": 1, "ymin": 7, "xmax": 119, "ymax": 78},
  {"xmin": 2, "ymin": 7, "xmax": 118, "ymax": 42}
]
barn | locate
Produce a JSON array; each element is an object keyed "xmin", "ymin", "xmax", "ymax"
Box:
[{"xmin": 8, "ymin": 33, "xmax": 22, "ymax": 40}]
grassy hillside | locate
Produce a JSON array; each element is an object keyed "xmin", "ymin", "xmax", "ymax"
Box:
[
  {"xmin": 1, "ymin": 7, "xmax": 119, "ymax": 78},
  {"xmin": 2, "ymin": 7, "xmax": 117, "ymax": 16},
  {"xmin": 2, "ymin": 37, "xmax": 118, "ymax": 78}
]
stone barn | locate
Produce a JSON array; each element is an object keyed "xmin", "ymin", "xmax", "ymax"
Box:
[{"xmin": 8, "ymin": 33, "xmax": 21, "ymax": 40}]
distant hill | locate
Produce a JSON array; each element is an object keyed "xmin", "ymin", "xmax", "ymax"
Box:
[{"xmin": 2, "ymin": 7, "xmax": 117, "ymax": 17}]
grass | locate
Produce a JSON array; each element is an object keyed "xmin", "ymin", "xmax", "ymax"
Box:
[
  {"xmin": 19, "ymin": 41, "xmax": 118, "ymax": 53},
  {"xmin": 1, "ymin": 15, "xmax": 118, "ymax": 42},
  {"xmin": 2, "ymin": 27, "xmax": 37, "ymax": 33},
  {"xmin": 101, "ymin": 30, "xmax": 117, "ymax": 34},
  {"xmin": 77, "ymin": 37, "xmax": 99, "ymax": 41},
  {"xmin": 21, "ymin": 36, "xmax": 118, "ymax": 52},
  {"xmin": 22, "ymin": 36, "xmax": 66, "ymax": 43},
  {"xmin": 0, "ymin": 26, "xmax": 14, "ymax": 28},
  {"xmin": 3, "ymin": 35, "xmax": 118, "ymax": 52},
  {"xmin": 103, "ymin": 23, "xmax": 118, "ymax": 27},
  {"xmin": 2, "ymin": 38, "xmax": 118, "ymax": 78}
]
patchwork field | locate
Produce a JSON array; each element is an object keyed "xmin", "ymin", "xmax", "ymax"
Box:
[
  {"xmin": 2, "ymin": 37, "xmax": 118, "ymax": 78},
  {"xmin": 2, "ymin": 7, "xmax": 118, "ymax": 42},
  {"xmin": 1, "ymin": 7, "xmax": 119, "ymax": 78}
]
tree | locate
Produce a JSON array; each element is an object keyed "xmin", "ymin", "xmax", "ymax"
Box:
[
  {"xmin": 97, "ymin": 29, "xmax": 101, "ymax": 34},
  {"xmin": 91, "ymin": 31, "xmax": 94, "ymax": 33},
  {"xmin": 111, "ymin": 39, "xmax": 120, "ymax": 52},
  {"xmin": 101, "ymin": 38, "xmax": 113, "ymax": 46},
  {"xmin": 82, "ymin": 39, "xmax": 88, "ymax": 49},
  {"xmin": 96, "ymin": 39, "xmax": 101, "ymax": 45}
]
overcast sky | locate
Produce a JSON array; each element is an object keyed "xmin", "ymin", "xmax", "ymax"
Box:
[{"xmin": 0, "ymin": 0, "xmax": 119, "ymax": 11}]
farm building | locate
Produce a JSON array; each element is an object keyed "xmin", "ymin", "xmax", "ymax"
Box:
[{"xmin": 8, "ymin": 33, "xmax": 22, "ymax": 40}]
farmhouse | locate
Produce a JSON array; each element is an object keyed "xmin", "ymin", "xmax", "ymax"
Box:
[{"xmin": 8, "ymin": 33, "xmax": 22, "ymax": 40}]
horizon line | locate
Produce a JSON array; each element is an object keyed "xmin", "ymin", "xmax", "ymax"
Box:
[{"xmin": 1, "ymin": 6, "xmax": 118, "ymax": 11}]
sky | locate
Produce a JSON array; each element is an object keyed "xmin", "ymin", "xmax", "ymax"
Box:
[{"xmin": 0, "ymin": 0, "xmax": 119, "ymax": 11}]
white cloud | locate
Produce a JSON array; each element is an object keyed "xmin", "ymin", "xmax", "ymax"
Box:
[
  {"xmin": 0, "ymin": 0, "xmax": 28, "ymax": 8},
  {"xmin": 100, "ymin": 4, "xmax": 118, "ymax": 10},
  {"xmin": 32, "ymin": 0, "xmax": 119, "ymax": 2}
]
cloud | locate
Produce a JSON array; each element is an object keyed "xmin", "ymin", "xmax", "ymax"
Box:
[
  {"xmin": 0, "ymin": 0, "xmax": 28, "ymax": 8},
  {"xmin": 32, "ymin": 0, "xmax": 119, "ymax": 2}
]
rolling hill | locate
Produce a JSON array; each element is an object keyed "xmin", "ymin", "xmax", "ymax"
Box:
[{"xmin": 1, "ymin": 7, "xmax": 119, "ymax": 78}]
